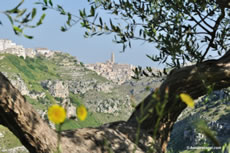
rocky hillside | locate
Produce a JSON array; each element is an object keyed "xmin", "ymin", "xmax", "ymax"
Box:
[
  {"xmin": 0, "ymin": 51, "xmax": 161, "ymax": 152},
  {"xmin": 1, "ymin": 48, "xmax": 229, "ymax": 153},
  {"xmin": 168, "ymin": 90, "xmax": 230, "ymax": 153},
  {"xmin": 0, "ymin": 52, "xmax": 130, "ymax": 123}
]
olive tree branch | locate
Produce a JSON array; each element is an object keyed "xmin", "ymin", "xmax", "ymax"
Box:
[{"xmin": 201, "ymin": 8, "xmax": 225, "ymax": 61}]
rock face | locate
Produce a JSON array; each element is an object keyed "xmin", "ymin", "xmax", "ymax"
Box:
[
  {"xmin": 169, "ymin": 89, "xmax": 230, "ymax": 152},
  {"xmin": 87, "ymin": 96, "xmax": 132, "ymax": 116},
  {"xmin": 182, "ymin": 120, "xmax": 229, "ymax": 146},
  {"xmin": 1, "ymin": 146, "xmax": 28, "ymax": 153},
  {"xmin": 62, "ymin": 98, "xmax": 77, "ymax": 118},
  {"xmin": 29, "ymin": 91, "xmax": 46, "ymax": 99},
  {"xmin": 0, "ymin": 40, "xmax": 164, "ymax": 152},
  {"xmin": 2, "ymin": 72, "xmax": 30, "ymax": 96},
  {"xmin": 86, "ymin": 53, "xmax": 135, "ymax": 84},
  {"xmin": 68, "ymin": 79, "xmax": 114, "ymax": 94},
  {"xmin": 41, "ymin": 80, "xmax": 69, "ymax": 98}
]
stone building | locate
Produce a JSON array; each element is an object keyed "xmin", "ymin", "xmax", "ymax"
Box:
[
  {"xmin": 0, "ymin": 39, "xmax": 16, "ymax": 50},
  {"xmin": 0, "ymin": 39, "xmax": 56, "ymax": 59},
  {"xmin": 86, "ymin": 53, "xmax": 135, "ymax": 84},
  {"xmin": 25, "ymin": 48, "xmax": 36, "ymax": 58},
  {"xmin": 35, "ymin": 48, "xmax": 54, "ymax": 57},
  {"xmin": 0, "ymin": 39, "xmax": 26, "ymax": 59},
  {"xmin": 111, "ymin": 52, "xmax": 115, "ymax": 63}
]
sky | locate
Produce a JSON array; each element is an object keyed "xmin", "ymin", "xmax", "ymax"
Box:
[{"xmin": 0, "ymin": 0, "xmax": 161, "ymax": 68}]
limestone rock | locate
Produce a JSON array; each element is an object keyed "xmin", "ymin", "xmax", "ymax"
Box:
[
  {"xmin": 94, "ymin": 82, "xmax": 114, "ymax": 93},
  {"xmin": 68, "ymin": 79, "xmax": 114, "ymax": 94},
  {"xmin": 41, "ymin": 80, "xmax": 69, "ymax": 98},
  {"xmin": 87, "ymin": 97, "xmax": 132, "ymax": 116},
  {"xmin": 29, "ymin": 90, "xmax": 46, "ymax": 99},
  {"xmin": 62, "ymin": 98, "xmax": 76, "ymax": 118},
  {"xmin": 1, "ymin": 146, "xmax": 28, "ymax": 153},
  {"xmin": 2, "ymin": 72, "xmax": 29, "ymax": 96}
]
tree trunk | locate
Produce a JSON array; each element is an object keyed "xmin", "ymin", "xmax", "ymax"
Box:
[
  {"xmin": 0, "ymin": 73, "xmax": 57, "ymax": 152},
  {"xmin": 0, "ymin": 71, "xmax": 159, "ymax": 153},
  {"xmin": 128, "ymin": 51, "xmax": 230, "ymax": 152},
  {"xmin": 1, "ymin": 51, "xmax": 230, "ymax": 152}
]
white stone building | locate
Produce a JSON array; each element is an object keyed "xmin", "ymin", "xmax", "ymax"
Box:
[
  {"xmin": 0, "ymin": 39, "xmax": 26, "ymax": 59},
  {"xmin": 25, "ymin": 48, "xmax": 36, "ymax": 58},
  {"xmin": 35, "ymin": 48, "xmax": 54, "ymax": 57},
  {"xmin": 0, "ymin": 39, "xmax": 16, "ymax": 50}
]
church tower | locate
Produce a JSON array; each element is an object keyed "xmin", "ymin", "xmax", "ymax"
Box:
[{"xmin": 111, "ymin": 52, "xmax": 115, "ymax": 64}]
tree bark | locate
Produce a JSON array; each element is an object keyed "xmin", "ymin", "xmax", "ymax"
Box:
[
  {"xmin": 0, "ymin": 51, "xmax": 230, "ymax": 153},
  {"xmin": 128, "ymin": 51, "xmax": 230, "ymax": 152},
  {"xmin": 0, "ymin": 71, "xmax": 160, "ymax": 153}
]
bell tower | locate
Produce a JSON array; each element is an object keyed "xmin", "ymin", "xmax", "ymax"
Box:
[{"xmin": 111, "ymin": 52, "xmax": 115, "ymax": 64}]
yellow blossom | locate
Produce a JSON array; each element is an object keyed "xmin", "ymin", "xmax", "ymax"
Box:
[
  {"xmin": 48, "ymin": 104, "xmax": 66, "ymax": 124},
  {"xmin": 76, "ymin": 105, "xmax": 87, "ymax": 121},
  {"xmin": 180, "ymin": 93, "xmax": 195, "ymax": 108}
]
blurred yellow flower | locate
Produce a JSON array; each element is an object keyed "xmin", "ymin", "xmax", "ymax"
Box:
[
  {"xmin": 48, "ymin": 104, "xmax": 66, "ymax": 124},
  {"xmin": 180, "ymin": 93, "xmax": 195, "ymax": 108},
  {"xmin": 77, "ymin": 105, "xmax": 87, "ymax": 121}
]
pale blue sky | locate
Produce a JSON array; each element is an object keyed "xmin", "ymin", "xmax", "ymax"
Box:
[{"xmin": 0, "ymin": 0, "xmax": 161, "ymax": 68}]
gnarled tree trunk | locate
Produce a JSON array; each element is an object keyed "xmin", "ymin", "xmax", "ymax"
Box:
[
  {"xmin": 1, "ymin": 51, "xmax": 230, "ymax": 153},
  {"xmin": 0, "ymin": 71, "xmax": 159, "ymax": 153},
  {"xmin": 128, "ymin": 51, "xmax": 230, "ymax": 152}
]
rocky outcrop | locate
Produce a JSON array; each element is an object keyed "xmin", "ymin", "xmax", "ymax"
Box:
[
  {"xmin": 87, "ymin": 96, "xmax": 132, "ymax": 116},
  {"xmin": 1, "ymin": 146, "xmax": 28, "ymax": 153},
  {"xmin": 2, "ymin": 72, "xmax": 30, "ymax": 96},
  {"xmin": 182, "ymin": 120, "xmax": 229, "ymax": 146},
  {"xmin": 62, "ymin": 98, "xmax": 77, "ymax": 119},
  {"xmin": 29, "ymin": 91, "xmax": 46, "ymax": 99},
  {"xmin": 93, "ymin": 82, "xmax": 114, "ymax": 93},
  {"xmin": 169, "ymin": 89, "xmax": 230, "ymax": 152},
  {"xmin": 68, "ymin": 79, "xmax": 114, "ymax": 94},
  {"xmin": 41, "ymin": 80, "xmax": 69, "ymax": 98},
  {"xmin": 1, "ymin": 72, "xmax": 48, "ymax": 100}
]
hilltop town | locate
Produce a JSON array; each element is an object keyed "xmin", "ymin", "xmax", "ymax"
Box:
[
  {"xmin": 85, "ymin": 53, "xmax": 135, "ymax": 84},
  {"xmin": 0, "ymin": 39, "xmax": 55, "ymax": 59},
  {"xmin": 0, "ymin": 39, "xmax": 135, "ymax": 84}
]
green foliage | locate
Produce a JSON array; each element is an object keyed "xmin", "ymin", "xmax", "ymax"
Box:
[
  {"xmin": 1, "ymin": 55, "xmax": 57, "ymax": 81},
  {"xmin": 168, "ymin": 92, "xmax": 230, "ymax": 153},
  {"xmin": 69, "ymin": 93, "xmax": 83, "ymax": 106},
  {"xmin": 0, "ymin": 125, "xmax": 23, "ymax": 150},
  {"xmin": 34, "ymin": 0, "xmax": 230, "ymax": 79},
  {"xmin": 3, "ymin": 1, "xmax": 230, "ymax": 73},
  {"xmin": 61, "ymin": 112, "xmax": 102, "ymax": 130},
  {"xmin": 80, "ymin": 62, "xmax": 84, "ymax": 67},
  {"xmin": 54, "ymin": 97, "xmax": 63, "ymax": 102},
  {"xmin": 44, "ymin": 91, "xmax": 56, "ymax": 104},
  {"xmin": 1, "ymin": 0, "xmax": 46, "ymax": 38},
  {"xmin": 6, "ymin": 55, "xmax": 35, "ymax": 79},
  {"xmin": 194, "ymin": 120, "xmax": 220, "ymax": 146},
  {"xmin": 25, "ymin": 96, "xmax": 47, "ymax": 110}
]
